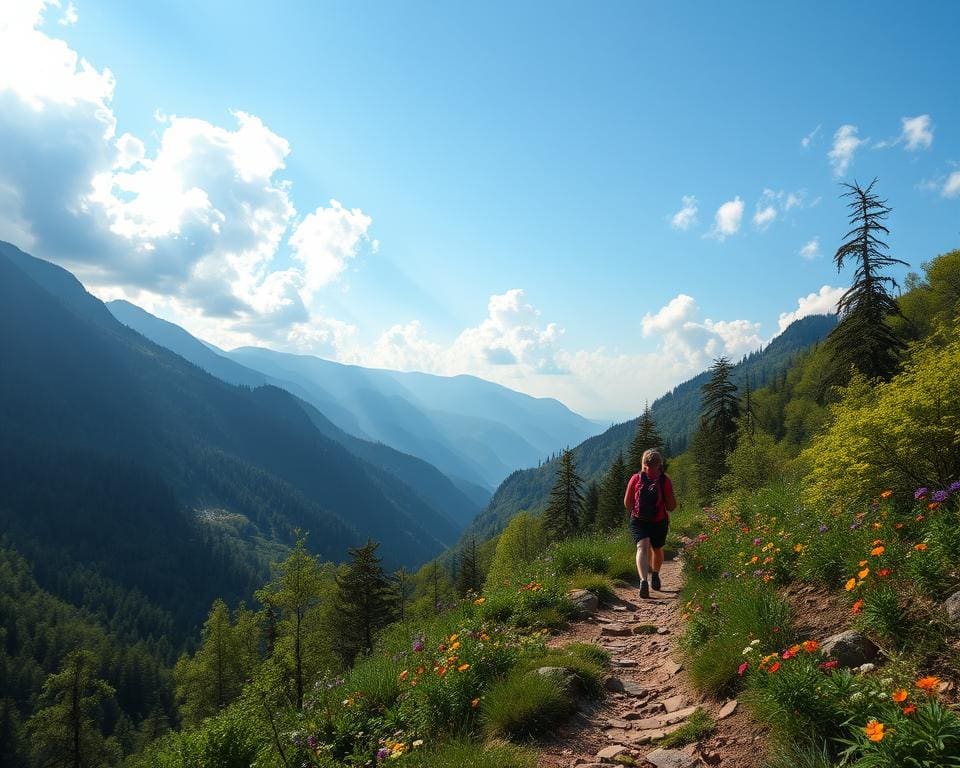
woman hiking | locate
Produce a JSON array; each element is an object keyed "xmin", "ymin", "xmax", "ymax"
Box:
[{"xmin": 624, "ymin": 449, "xmax": 676, "ymax": 598}]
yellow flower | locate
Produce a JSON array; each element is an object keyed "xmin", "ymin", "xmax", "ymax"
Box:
[
  {"xmin": 473, "ymin": 597, "xmax": 486, "ymax": 605},
  {"xmin": 451, "ymin": 641, "xmax": 461, "ymax": 650},
  {"xmin": 793, "ymin": 543, "xmax": 805, "ymax": 553},
  {"xmin": 845, "ymin": 578, "xmax": 857, "ymax": 592}
]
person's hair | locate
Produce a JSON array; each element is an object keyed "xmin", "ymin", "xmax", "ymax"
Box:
[{"xmin": 641, "ymin": 449, "xmax": 662, "ymax": 468}]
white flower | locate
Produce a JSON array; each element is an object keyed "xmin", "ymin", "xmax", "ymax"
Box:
[
  {"xmin": 858, "ymin": 663, "xmax": 876, "ymax": 674},
  {"xmin": 851, "ymin": 692, "xmax": 863, "ymax": 702},
  {"xmin": 742, "ymin": 647, "xmax": 754, "ymax": 655},
  {"xmin": 751, "ymin": 639, "xmax": 761, "ymax": 646}
]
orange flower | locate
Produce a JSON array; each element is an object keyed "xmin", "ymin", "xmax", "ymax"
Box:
[
  {"xmin": 872, "ymin": 539, "xmax": 884, "ymax": 546},
  {"xmin": 880, "ymin": 489, "xmax": 893, "ymax": 499},
  {"xmin": 802, "ymin": 640, "xmax": 819, "ymax": 653},
  {"xmin": 473, "ymin": 597, "xmax": 486, "ymax": 605},
  {"xmin": 768, "ymin": 661, "xmax": 781, "ymax": 673},
  {"xmin": 870, "ymin": 546, "xmax": 885, "ymax": 556},
  {"xmin": 859, "ymin": 559, "xmax": 869, "ymax": 567},
  {"xmin": 845, "ymin": 578, "xmax": 857, "ymax": 591},
  {"xmin": 872, "ymin": 522, "xmax": 882, "ymax": 529},
  {"xmin": 471, "ymin": 697, "xmax": 480, "ymax": 708},
  {"xmin": 928, "ymin": 502, "xmax": 941, "ymax": 511},
  {"xmin": 914, "ymin": 543, "xmax": 928, "ymax": 552},
  {"xmin": 895, "ymin": 522, "xmax": 904, "ymax": 529},
  {"xmin": 457, "ymin": 663, "xmax": 470, "ymax": 672},
  {"xmin": 915, "ymin": 514, "xmax": 925, "ymax": 522},
  {"xmin": 892, "ymin": 689, "xmax": 908, "ymax": 703},
  {"xmin": 858, "ymin": 568, "xmax": 870, "ymax": 579},
  {"xmin": 902, "ymin": 704, "xmax": 916, "ymax": 715},
  {"xmin": 864, "ymin": 720, "xmax": 885, "ymax": 742},
  {"xmin": 852, "ymin": 599, "xmax": 864, "ymax": 614},
  {"xmin": 916, "ymin": 676, "xmax": 940, "ymax": 692},
  {"xmin": 399, "ymin": 670, "xmax": 409, "ymax": 681}
]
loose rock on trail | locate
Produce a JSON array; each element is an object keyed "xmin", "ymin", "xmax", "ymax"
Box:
[{"xmin": 537, "ymin": 559, "xmax": 767, "ymax": 768}]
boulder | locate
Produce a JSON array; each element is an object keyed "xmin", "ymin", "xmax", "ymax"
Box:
[
  {"xmin": 597, "ymin": 744, "xmax": 628, "ymax": 761},
  {"xmin": 533, "ymin": 666, "xmax": 577, "ymax": 696},
  {"xmin": 644, "ymin": 748, "xmax": 699, "ymax": 768},
  {"xmin": 821, "ymin": 630, "xmax": 879, "ymax": 668},
  {"xmin": 717, "ymin": 699, "xmax": 738, "ymax": 719},
  {"xmin": 568, "ymin": 588, "xmax": 600, "ymax": 616},
  {"xmin": 600, "ymin": 623, "xmax": 632, "ymax": 637},
  {"xmin": 943, "ymin": 590, "xmax": 960, "ymax": 623}
]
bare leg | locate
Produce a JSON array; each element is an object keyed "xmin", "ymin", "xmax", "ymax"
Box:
[
  {"xmin": 650, "ymin": 547, "xmax": 664, "ymax": 573},
  {"xmin": 636, "ymin": 539, "xmax": 651, "ymax": 582}
]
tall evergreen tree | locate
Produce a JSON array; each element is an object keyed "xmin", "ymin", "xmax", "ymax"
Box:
[
  {"xmin": 542, "ymin": 449, "xmax": 584, "ymax": 541},
  {"xmin": 256, "ymin": 536, "xmax": 323, "ymax": 710},
  {"xmin": 595, "ymin": 452, "xmax": 628, "ymax": 532},
  {"xmin": 27, "ymin": 650, "xmax": 116, "ymax": 768},
  {"xmin": 740, "ymin": 370, "xmax": 758, "ymax": 438},
  {"xmin": 692, "ymin": 357, "xmax": 741, "ymax": 503},
  {"xmin": 392, "ymin": 567, "xmax": 411, "ymax": 623},
  {"xmin": 456, "ymin": 537, "xmax": 481, "ymax": 595},
  {"xmin": 627, "ymin": 402, "xmax": 664, "ymax": 472},
  {"xmin": 581, "ymin": 480, "xmax": 600, "ymax": 530},
  {"xmin": 335, "ymin": 540, "xmax": 394, "ymax": 665},
  {"xmin": 826, "ymin": 179, "xmax": 908, "ymax": 382}
]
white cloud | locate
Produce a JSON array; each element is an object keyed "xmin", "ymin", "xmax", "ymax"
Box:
[
  {"xmin": 829, "ymin": 124, "xmax": 864, "ymax": 177},
  {"xmin": 670, "ymin": 195, "xmax": 698, "ymax": 231},
  {"xmin": 58, "ymin": 1, "xmax": 78, "ymax": 26},
  {"xmin": 705, "ymin": 196, "xmax": 744, "ymax": 241},
  {"xmin": 753, "ymin": 205, "xmax": 777, "ymax": 230},
  {"xmin": 902, "ymin": 115, "xmax": 934, "ymax": 151},
  {"xmin": 801, "ymin": 125, "xmax": 821, "ymax": 149},
  {"xmin": 799, "ymin": 237, "xmax": 820, "ymax": 260},
  {"xmin": 289, "ymin": 200, "xmax": 374, "ymax": 298},
  {"xmin": 942, "ymin": 171, "xmax": 960, "ymax": 199},
  {"xmin": 778, "ymin": 285, "xmax": 845, "ymax": 332}
]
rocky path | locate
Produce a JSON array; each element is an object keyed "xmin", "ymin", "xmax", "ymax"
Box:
[{"xmin": 537, "ymin": 560, "xmax": 767, "ymax": 768}]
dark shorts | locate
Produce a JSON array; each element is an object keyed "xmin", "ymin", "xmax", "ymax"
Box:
[{"xmin": 629, "ymin": 517, "xmax": 669, "ymax": 549}]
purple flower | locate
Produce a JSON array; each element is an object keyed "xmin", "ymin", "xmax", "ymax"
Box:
[
  {"xmin": 932, "ymin": 490, "xmax": 948, "ymax": 503},
  {"xmin": 721, "ymin": 571, "xmax": 731, "ymax": 579},
  {"xmin": 915, "ymin": 487, "xmax": 929, "ymax": 500},
  {"xmin": 849, "ymin": 522, "xmax": 861, "ymax": 530},
  {"xmin": 412, "ymin": 633, "xmax": 425, "ymax": 653},
  {"xmin": 753, "ymin": 538, "xmax": 762, "ymax": 546},
  {"xmin": 949, "ymin": 481, "xmax": 960, "ymax": 494},
  {"xmin": 307, "ymin": 735, "xmax": 318, "ymax": 750},
  {"xmin": 377, "ymin": 748, "xmax": 391, "ymax": 761},
  {"xmin": 819, "ymin": 524, "xmax": 829, "ymax": 534}
]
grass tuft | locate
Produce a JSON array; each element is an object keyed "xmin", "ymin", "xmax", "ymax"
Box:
[
  {"xmin": 658, "ymin": 707, "xmax": 714, "ymax": 748},
  {"xmin": 481, "ymin": 670, "xmax": 574, "ymax": 740}
]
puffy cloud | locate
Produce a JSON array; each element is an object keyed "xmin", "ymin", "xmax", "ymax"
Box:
[
  {"xmin": 670, "ymin": 195, "xmax": 698, "ymax": 231},
  {"xmin": 706, "ymin": 196, "xmax": 744, "ymax": 241},
  {"xmin": 799, "ymin": 237, "xmax": 820, "ymax": 260},
  {"xmin": 753, "ymin": 205, "xmax": 777, "ymax": 230},
  {"xmin": 777, "ymin": 285, "xmax": 844, "ymax": 332},
  {"xmin": 943, "ymin": 171, "xmax": 960, "ymax": 199},
  {"xmin": 801, "ymin": 125, "xmax": 821, "ymax": 149},
  {"xmin": 289, "ymin": 200, "xmax": 374, "ymax": 298},
  {"xmin": 901, "ymin": 114, "xmax": 934, "ymax": 151},
  {"xmin": 829, "ymin": 124, "xmax": 864, "ymax": 177}
]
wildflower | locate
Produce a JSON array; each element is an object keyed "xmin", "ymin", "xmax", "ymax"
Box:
[
  {"xmin": 768, "ymin": 662, "xmax": 781, "ymax": 673},
  {"xmin": 864, "ymin": 720, "xmax": 885, "ymax": 742},
  {"xmin": 902, "ymin": 704, "xmax": 917, "ymax": 715},
  {"xmin": 412, "ymin": 636, "xmax": 425, "ymax": 652},
  {"xmin": 399, "ymin": 670, "xmax": 409, "ymax": 681},
  {"xmin": 872, "ymin": 522, "xmax": 882, "ymax": 530},
  {"xmin": 794, "ymin": 543, "xmax": 805, "ymax": 553},
  {"xmin": 782, "ymin": 648, "xmax": 797, "ymax": 660},
  {"xmin": 932, "ymin": 490, "xmax": 948, "ymax": 503},
  {"xmin": 818, "ymin": 524, "xmax": 829, "ymax": 534},
  {"xmin": 457, "ymin": 663, "xmax": 470, "ymax": 672},
  {"xmin": 845, "ymin": 578, "xmax": 857, "ymax": 592},
  {"xmin": 914, "ymin": 487, "xmax": 928, "ymax": 500},
  {"xmin": 895, "ymin": 523, "xmax": 904, "ymax": 529},
  {"xmin": 307, "ymin": 734, "xmax": 318, "ymax": 749},
  {"xmin": 870, "ymin": 546, "xmax": 885, "ymax": 556},
  {"xmin": 738, "ymin": 662, "xmax": 749, "ymax": 676},
  {"xmin": 877, "ymin": 568, "xmax": 891, "ymax": 577},
  {"xmin": 892, "ymin": 689, "xmax": 908, "ymax": 703},
  {"xmin": 914, "ymin": 543, "xmax": 928, "ymax": 552},
  {"xmin": 473, "ymin": 597, "xmax": 486, "ymax": 605},
  {"xmin": 416, "ymin": 665, "xmax": 425, "ymax": 674},
  {"xmin": 858, "ymin": 568, "xmax": 870, "ymax": 579},
  {"xmin": 949, "ymin": 481, "xmax": 960, "ymax": 494},
  {"xmin": 916, "ymin": 676, "xmax": 940, "ymax": 692},
  {"xmin": 802, "ymin": 640, "xmax": 819, "ymax": 653},
  {"xmin": 412, "ymin": 740, "xmax": 424, "ymax": 748},
  {"xmin": 859, "ymin": 663, "xmax": 875, "ymax": 674},
  {"xmin": 915, "ymin": 514, "xmax": 924, "ymax": 522},
  {"xmin": 751, "ymin": 639, "xmax": 761, "ymax": 646},
  {"xmin": 449, "ymin": 634, "xmax": 459, "ymax": 643},
  {"xmin": 820, "ymin": 660, "xmax": 839, "ymax": 670},
  {"xmin": 880, "ymin": 489, "xmax": 893, "ymax": 499},
  {"xmin": 377, "ymin": 748, "xmax": 391, "ymax": 760},
  {"xmin": 859, "ymin": 560, "xmax": 868, "ymax": 567},
  {"xmin": 852, "ymin": 599, "xmax": 864, "ymax": 614},
  {"xmin": 451, "ymin": 641, "xmax": 461, "ymax": 650}
]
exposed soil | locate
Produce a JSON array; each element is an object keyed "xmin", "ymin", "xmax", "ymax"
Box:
[{"xmin": 535, "ymin": 559, "xmax": 769, "ymax": 768}]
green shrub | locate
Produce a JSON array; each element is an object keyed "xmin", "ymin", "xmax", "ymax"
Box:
[
  {"xmin": 566, "ymin": 642, "xmax": 610, "ymax": 668},
  {"xmin": 658, "ymin": 707, "xmax": 714, "ymax": 748},
  {"xmin": 548, "ymin": 538, "xmax": 610, "ymax": 575},
  {"xmin": 394, "ymin": 738, "xmax": 537, "ymax": 768},
  {"xmin": 567, "ymin": 571, "xmax": 616, "ymax": 603},
  {"xmin": 519, "ymin": 647, "xmax": 606, "ymax": 699},
  {"xmin": 481, "ymin": 671, "xmax": 573, "ymax": 740}
]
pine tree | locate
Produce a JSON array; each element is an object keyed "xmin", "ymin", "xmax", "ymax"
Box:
[
  {"xmin": 542, "ymin": 449, "xmax": 584, "ymax": 541},
  {"xmin": 256, "ymin": 535, "xmax": 323, "ymax": 710},
  {"xmin": 27, "ymin": 650, "xmax": 116, "ymax": 768},
  {"xmin": 595, "ymin": 452, "xmax": 628, "ymax": 532},
  {"xmin": 740, "ymin": 370, "xmax": 758, "ymax": 438},
  {"xmin": 692, "ymin": 357, "xmax": 741, "ymax": 503},
  {"xmin": 826, "ymin": 179, "xmax": 908, "ymax": 383},
  {"xmin": 456, "ymin": 537, "xmax": 481, "ymax": 595},
  {"xmin": 581, "ymin": 480, "xmax": 600, "ymax": 530},
  {"xmin": 335, "ymin": 540, "xmax": 394, "ymax": 665},
  {"xmin": 627, "ymin": 402, "xmax": 664, "ymax": 472},
  {"xmin": 392, "ymin": 567, "xmax": 411, "ymax": 623}
]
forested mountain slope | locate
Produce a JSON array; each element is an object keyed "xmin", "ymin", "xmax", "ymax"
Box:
[{"xmin": 466, "ymin": 313, "xmax": 836, "ymax": 540}]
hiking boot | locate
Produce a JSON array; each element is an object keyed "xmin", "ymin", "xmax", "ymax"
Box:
[
  {"xmin": 639, "ymin": 580, "xmax": 650, "ymax": 599},
  {"xmin": 651, "ymin": 572, "xmax": 661, "ymax": 591}
]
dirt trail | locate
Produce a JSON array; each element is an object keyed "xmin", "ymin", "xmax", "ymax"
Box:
[{"xmin": 536, "ymin": 559, "xmax": 767, "ymax": 768}]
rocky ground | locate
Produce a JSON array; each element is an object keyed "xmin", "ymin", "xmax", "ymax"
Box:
[{"xmin": 536, "ymin": 559, "xmax": 767, "ymax": 768}]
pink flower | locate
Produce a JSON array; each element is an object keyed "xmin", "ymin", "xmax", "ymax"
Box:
[{"xmin": 738, "ymin": 662, "xmax": 748, "ymax": 676}]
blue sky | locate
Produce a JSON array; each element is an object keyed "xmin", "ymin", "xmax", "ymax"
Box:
[{"xmin": 1, "ymin": 1, "xmax": 958, "ymax": 419}]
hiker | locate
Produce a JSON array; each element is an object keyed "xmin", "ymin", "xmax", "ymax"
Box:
[{"xmin": 624, "ymin": 449, "xmax": 676, "ymax": 598}]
